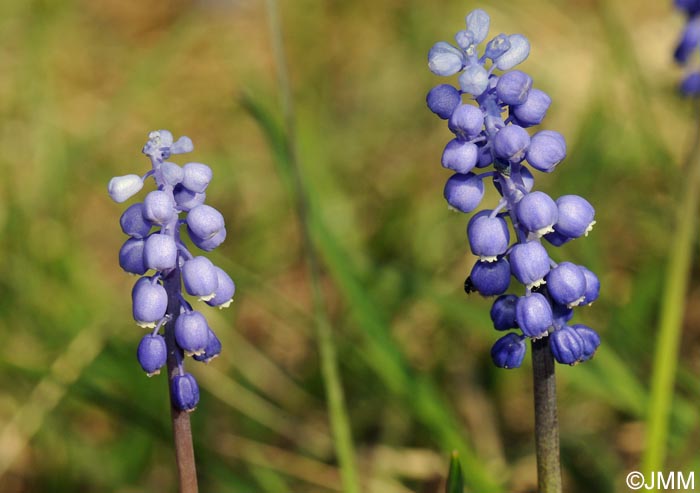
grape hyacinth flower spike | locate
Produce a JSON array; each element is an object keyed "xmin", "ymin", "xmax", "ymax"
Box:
[
  {"xmin": 674, "ymin": 0, "xmax": 700, "ymax": 95},
  {"xmin": 427, "ymin": 10, "xmax": 599, "ymax": 493},
  {"xmin": 109, "ymin": 130, "xmax": 235, "ymax": 491}
]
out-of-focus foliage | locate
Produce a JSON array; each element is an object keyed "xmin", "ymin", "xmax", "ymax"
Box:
[{"xmin": 0, "ymin": 1, "xmax": 697, "ymax": 492}]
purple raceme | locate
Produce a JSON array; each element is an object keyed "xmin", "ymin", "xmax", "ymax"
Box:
[
  {"xmin": 427, "ymin": 9, "xmax": 600, "ymax": 369},
  {"xmin": 674, "ymin": 0, "xmax": 700, "ymax": 95},
  {"xmin": 109, "ymin": 130, "xmax": 235, "ymax": 412}
]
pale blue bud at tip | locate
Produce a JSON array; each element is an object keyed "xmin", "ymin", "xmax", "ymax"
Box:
[
  {"xmin": 175, "ymin": 310, "xmax": 210, "ymax": 357},
  {"xmin": 454, "ymin": 30, "xmax": 474, "ymax": 51},
  {"xmin": 137, "ymin": 334, "xmax": 167, "ymax": 376},
  {"xmin": 108, "ymin": 174, "xmax": 144, "ymax": 203},
  {"xmin": 458, "ymin": 64, "xmax": 489, "ymax": 97},
  {"xmin": 484, "ymin": 34, "xmax": 510, "ymax": 60},
  {"xmin": 491, "ymin": 332, "xmax": 526, "ymax": 369},
  {"xmin": 171, "ymin": 373, "xmax": 200, "ymax": 412},
  {"xmin": 428, "ymin": 42, "xmax": 466, "ymax": 77},
  {"xmin": 495, "ymin": 34, "xmax": 530, "ymax": 71},
  {"xmin": 466, "ymin": 9, "xmax": 490, "ymax": 44},
  {"xmin": 182, "ymin": 162, "xmax": 213, "ymax": 194},
  {"xmin": 171, "ymin": 136, "xmax": 194, "ymax": 154}
]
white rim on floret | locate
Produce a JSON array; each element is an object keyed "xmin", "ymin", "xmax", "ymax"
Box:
[
  {"xmin": 567, "ymin": 296, "xmax": 586, "ymax": 309},
  {"xmin": 584, "ymin": 220, "xmax": 596, "ymax": 236},
  {"xmin": 479, "ymin": 255, "xmax": 498, "ymax": 263},
  {"xmin": 526, "ymin": 278, "xmax": 546, "ymax": 290},
  {"xmin": 136, "ymin": 320, "xmax": 157, "ymax": 329}
]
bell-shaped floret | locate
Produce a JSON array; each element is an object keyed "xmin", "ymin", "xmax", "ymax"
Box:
[
  {"xmin": 467, "ymin": 213, "xmax": 510, "ymax": 261},
  {"xmin": 495, "ymin": 34, "xmax": 530, "ymax": 70},
  {"xmin": 428, "ymin": 42, "xmax": 466, "ymax": 76},
  {"xmin": 160, "ymin": 162, "xmax": 184, "ymax": 186},
  {"xmin": 442, "ymin": 139, "xmax": 478, "ymax": 174},
  {"xmin": 579, "ymin": 266, "xmax": 600, "ymax": 305},
  {"xmin": 137, "ymin": 333, "xmax": 167, "ymax": 376},
  {"xmin": 546, "ymin": 262, "xmax": 586, "ymax": 308},
  {"xmin": 132, "ymin": 277, "xmax": 167, "ymax": 328},
  {"xmin": 511, "ymin": 89, "xmax": 551, "ymax": 127},
  {"xmin": 515, "ymin": 293, "xmax": 553, "ymax": 338},
  {"xmin": 119, "ymin": 238, "xmax": 147, "ymax": 275},
  {"xmin": 490, "ymin": 294, "xmax": 518, "ymax": 331},
  {"xmin": 171, "ymin": 373, "xmax": 200, "ymax": 412},
  {"xmin": 484, "ymin": 34, "xmax": 510, "ymax": 60},
  {"xmin": 493, "ymin": 125, "xmax": 530, "ymax": 164},
  {"xmin": 143, "ymin": 234, "xmax": 178, "ymax": 271},
  {"xmin": 549, "ymin": 326, "xmax": 585, "ymax": 365},
  {"xmin": 448, "ymin": 104, "xmax": 485, "ymax": 140},
  {"xmin": 553, "ymin": 195, "xmax": 595, "ymax": 238},
  {"xmin": 427, "ymin": 84, "xmax": 461, "ymax": 120},
  {"xmin": 175, "ymin": 310, "xmax": 210, "ymax": 356},
  {"xmin": 496, "ymin": 70, "xmax": 532, "ymax": 105},
  {"xmin": 516, "ymin": 191, "xmax": 558, "ymax": 237},
  {"xmin": 143, "ymin": 190, "xmax": 177, "ymax": 225},
  {"xmin": 508, "ymin": 241, "xmax": 550, "ymax": 288},
  {"xmin": 205, "ymin": 267, "xmax": 236, "ymax": 308},
  {"xmin": 173, "ymin": 184, "xmax": 206, "ymax": 212},
  {"xmin": 182, "ymin": 256, "xmax": 219, "ymax": 300},
  {"xmin": 470, "ymin": 258, "xmax": 511, "ymax": 296},
  {"xmin": 491, "ymin": 332, "xmax": 526, "ymax": 369},
  {"xmin": 459, "ymin": 64, "xmax": 489, "ymax": 97},
  {"xmin": 466, "ymin": 9, "xmax": 490, "ymax": 44},
  {"xmin": 108, "ymin": 174, "xmax": 144, "ymax": 203},
  {"xmin": 571, "ymin": 324, "xmax": 600, "ymax": 361},
  {"xmin": 526, "ymin": 130, "xmax": 566, "ymax": 172},
  {"xmin": 193, "ymin": 328, "xmax": 222, "ymax": 363},
  {"xmin": 443, "ymin": 172, "xmax": 485, "ymax": 213},
  {"xmin": 186, "ymin": 204, "xmax": 225, "ymax": 241},
  {"xmin": 182, "ymin": 163, "xmax": 213, "ymax": 194},
  {"xmin": 120, "ymin": 203, "xmax": 152, "ymax": 239}
]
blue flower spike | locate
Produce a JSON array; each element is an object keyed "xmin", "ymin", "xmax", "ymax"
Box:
[
  {"xmin": 427, "ymin": 9, "xmax": 600, "ymax": 368},
  {"xmin": 109, "ymin": 130, "xmax": 235, "ymax": 411}
]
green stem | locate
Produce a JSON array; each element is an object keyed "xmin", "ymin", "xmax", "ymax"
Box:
[
  {"xmin": 263, "ymin": 2, "xmax": 361, "ymax": 493},
  {"xmin": 532, "ymin": 337, "xmax": 562, "ymax": 493},
  {"xmin": 642, "ymin": 98, "xmax": 700, "ymax": 477}
]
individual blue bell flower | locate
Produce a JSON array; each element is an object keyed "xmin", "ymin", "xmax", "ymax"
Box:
[
  {"xmin": 675, "ymin": 18, "xmax": 700, "ymax": 63},
  {"xmin": 442, "ymin": 139, "xmax": 478, "ymax": 174},
  {"xmin": 525, "ymin": 130, "xmax": 566, "ymax": 172},
  {"xmin": 187, "ymin": 204, "xmax": 225, "ymax": 241},
  {"xmin": 119, "ymin": 238, "xmax": 147, "ymax": 275},
  {"xmin": 132, "ymin": 277, "xmax": 168, "ymax": 328},
  {"xmin": 443, "ymin": 172, "xmax": 485, "ymax": 213},
  {"xmin": 173, "ymin": 183, "xmax": 206, "ymax": 211},
  {"xmin": 120, "ymin": 203, "xmax": 152, "ymax": 239},
  {"xmin": 182, "ymin": 162, "xmax": 213, "ymax": 193},
  {"xmin": 681, "ymin": 71, "xmax": 700, "ymax": 95},
  {"xmin": 137, "ymin": 333, "xmax": 167, "ymax": 376},
  {"xmin": 516, "ymin": 191, "xmax": 558, "ymax": 237},
  {"xmin": 493, "ymin": 125, "xmax": 530, "ymax": 163},
  {"xmin": 490, "ymin": 294, "xmax": 518, "ymax": 331},
  {"xmin": 466, "ymin": 9, "xmax": 490, "ymax": 44},
  {"xmin": 511, "ymin": 89, "xmax": 551, "ymax": 127},
  {"xmin": 467, "ymin": 213, "xmax": 510, "ymax": 261},
  {"xmin": 108, "ymin": 174, "xmax": 144, "ymax": 203},
  {"xmin": 459, "ymin": 64, "xmax": 489, "ymax": 97},
  {"xmin": 428, "ymin": 42, "xmax": 466, "ymax": 76},
  {"xmin": 448, "ymin": 104, "xmax": 485, "ymax": 140},
  {"xmin": 549, "ymin": 326, "xmax": 585, "ymax": 365},
  {"xmin": 193, "ymin": 328, "xmax": 222, "ymax": 363},
  {"xmin": 515, "ymin": 293, "xmax": 553, "ymax": 338},
  {"xmin": 205, "ymin": 267, "xmax": 236, "ymax": 308},
  {"xmin": 171, "ymin": 373, "xmax": 200, "ymax": 412},
  {"xmin": 143, "ymin": 190, "xmax": 177, "ymax": 225},
  {"xmin": 496, "ymin": 70, "xmax": 532, "ymax": 105},
  {"xmin": 571, "ymin": 324, "xmax": 600, "ymax": 361},
  {"xmin": 508, "ymin": 241, "xmax": 550, "ymax": 288},
  {"xmin": 553, "ymin": 195, "xmax": 595, "ymax": 238},
  {"xmin": 427, "ymin": 84, "xmax": 462, "ymax": 120},
  {"xmin": 579, "ymin": 266, "xmax": 600, "ymax": 305},
  {"xmin": 470, "ymin": 257, "xmax": 511, "ymax": 296},
  {"xmin": 494, "ymin": 34, "xmax": 530, "ymax": 70},
  {"xmin": 182, "ymin": 256, "xmax": 219, "ymax": 301},
  {"xmin": 143, "ymin": 234, "xmax": 178, "ymax": 271},
  {"xmin": 160, "ymin": 162, "xmax": 184, "ymax": 186},
  {"xmin": 491, "ymin": 332, "xmax": 526, "ymax": 369},
  {"xmin": 546, "ymin": 262, "xmax": 587, "ymax": 308},
  {"xmin": 175, "ymin": 310, "xmax": 210, "ymax": 356},
  {"xmin": 484, "ymin": 34, "xmax": 510, "ymax": 60}
]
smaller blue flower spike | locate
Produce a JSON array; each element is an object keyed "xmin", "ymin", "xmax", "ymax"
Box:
[
  {"xmin": 109, "ymin": 130, "xmax": 235, "ymax": 411},
  {"xmin": 427, "ymin": 9, "xmax": 600, "ymax": 368},
  {"xmin": 674, "ymin": 1, "xmax": 700, "ymax": 95}
]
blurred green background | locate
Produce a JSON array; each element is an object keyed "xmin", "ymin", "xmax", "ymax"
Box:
[{"xmin": 1, "ymin": 0, "xmax": 699, "ymax": 492}]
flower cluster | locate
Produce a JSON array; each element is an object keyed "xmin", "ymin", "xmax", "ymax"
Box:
[
  {"xmin": 674, "ymin": 0, "xmax": 700, "ymax": 95},
  {"xmin": 109, "ymin": 130, "xmax": 235, "ymax": 411},
  {"xmin": 427, "ymin": 9, "xmax": 600, "ymax": 369}
]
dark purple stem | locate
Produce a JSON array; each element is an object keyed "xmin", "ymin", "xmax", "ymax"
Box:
[{"xmin": 163, "ymin": 267, "xmax": 199, "ymax": 493}]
